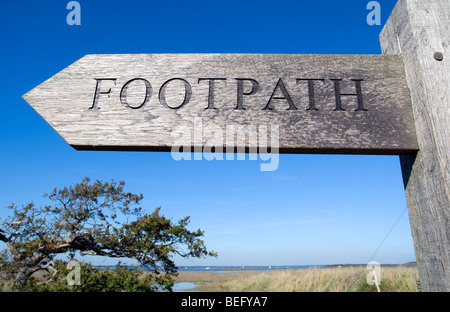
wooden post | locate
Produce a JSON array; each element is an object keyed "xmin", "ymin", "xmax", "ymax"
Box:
[{"xmin": 380, "ymin": 0, "xmax": 449, "ymax": 292}]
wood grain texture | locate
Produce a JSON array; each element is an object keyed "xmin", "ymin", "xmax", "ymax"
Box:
[
  {"xmin": 23, "ymin": 54, "xmax": 418, "ymax": 154},
  {"xmin": 381, "ymin": 0, "xmax": 450, "ymax": 292}
]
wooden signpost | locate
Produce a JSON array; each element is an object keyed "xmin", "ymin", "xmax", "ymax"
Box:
[
  {"xmin": 22, "ymin": 0, "xmax": 449, "ymax": 291},
  {"xmin": 380, "ymin": 0, "xmax": 449, "ymax": 292},
  {"xmin": 23, "ymin": 54, "xmax": 417, "ymax": 155}
]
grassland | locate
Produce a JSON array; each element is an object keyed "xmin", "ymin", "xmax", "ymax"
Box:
[
  {"xmin": 174, "ymin": 267, "xmax": 420, "ymax": 292},
  {"xmin": 1, "ymin": 267, "xmax": 420, "ymax": 292}
]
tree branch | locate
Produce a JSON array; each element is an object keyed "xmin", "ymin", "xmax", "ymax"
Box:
[{"xmin": 0, "ymin": 230, "xmax": 9, "ymax": 243}]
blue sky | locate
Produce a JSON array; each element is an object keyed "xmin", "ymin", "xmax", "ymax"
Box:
[{"xmin": 0, "ymin": 0, "xmax": 415, "ymax": 266}]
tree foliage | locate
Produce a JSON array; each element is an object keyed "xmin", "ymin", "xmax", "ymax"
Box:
[
  {"xmin": 24, "ymin": 260, "xmax": 173, "ymax": 292},
  {"xmin": 0, "ymin": 177, "xmax": 216, "ymax": 291}
]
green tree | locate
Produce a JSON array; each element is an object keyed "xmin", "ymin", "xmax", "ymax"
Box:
[
  {"xmin": 0, "ymin": 177, "xmax": 216, "ymax": 291},
  {"xmin": 24, "ymin": 260, "xmax": 173, "ymax": 292}
]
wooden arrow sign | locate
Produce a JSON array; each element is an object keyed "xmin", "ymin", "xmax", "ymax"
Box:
[{"xmin": 22, "ymin": 54, "xmax": 418, "ymax": 154}]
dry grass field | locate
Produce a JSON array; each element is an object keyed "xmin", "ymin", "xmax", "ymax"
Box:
[
  {"xmin": 175, "ymin": 267, "xmax": 420, "ymax": 292},
  {"xmin": 1, "ymin": 267, "xmax": 419, "ymax": 292}
]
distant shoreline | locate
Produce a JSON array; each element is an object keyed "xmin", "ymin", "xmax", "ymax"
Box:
[
  {"xmin": 94, "ymin": 262, "xmax": 418, "ymax": 272},
  {"xmin": 325, "ymin": 262, "xmax": 417, "ymax": 268}
]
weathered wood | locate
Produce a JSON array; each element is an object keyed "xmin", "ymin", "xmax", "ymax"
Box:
[
  {"xmin": 23, "ymin": 54, "xmax": 417, "ymax": 154},
  {"xmin": 380, "ymin": 0, "xmax": 450, "ymax": 292}
]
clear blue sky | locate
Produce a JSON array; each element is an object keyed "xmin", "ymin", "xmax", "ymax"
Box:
[{"xmin": 0, "ymin": 0, "xmax": 415, "ymax": 266}]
